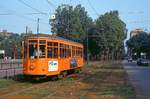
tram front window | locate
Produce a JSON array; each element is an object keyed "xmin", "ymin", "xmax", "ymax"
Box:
[{"xmin": 29, "ymin": 44, "xmax": 37, "ymax": 59}]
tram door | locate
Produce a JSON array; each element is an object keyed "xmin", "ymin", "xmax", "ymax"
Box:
[
  {"xmin": 28, "ymin": 40, "xmax": 46, "ymax": 72},
  {"xmin": 28, "ymin": 42, "xmax": 37, "ymax": 59},
  {"xmin": 28, "ymin": 40, "xmax": 38, "ymax": 71}
]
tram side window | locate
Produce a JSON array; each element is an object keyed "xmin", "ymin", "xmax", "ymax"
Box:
[
  {"xmin": 72, "ymin": 46, "xmax": 75, "ymax": 58},
  {"xmin": 64, "ymin": 45, "xmax": 67, "ymax": 58},
  {"xmin": 78, "ymin": 48, "xmax": 82, "ymax": 58},
  {"xmin": 81, "ymin": 48, "xmax": 83, "ymax": 57},
  {"xmin": 29, "ymin": 44, "xmax": 37, "ymax": 59},
  {"xmin": 39, "ymin": 45, "xmax": 45, "ymax": 58},
  {"xmin": 66, "ymin": 45, "xmax": 70, "ymax": 58},
  {"xmin": 77, "ymin": 47, "xmax": 81, "ymax": 57},
  {"xmin": 60, "ymin": 44, "xmax": 66, "ymax": 58},
  {"xmin": 54, "ymin": 42, "xmax": 58, "ymax": 46},
  {"xmin": 47, "ymin": 47, "xmax": 52, "ymax": 58},
  {"xmin": 60, "ymin": 48, "xmax": 65, "ymax": 58},
  {"xmin": 76, "ymin": 47, "xmax": 78, "ymax": 57},
  {"xmin": 67, "ymin": 47, "xmax": 71, "ymax": 58},
  {"xmin": 47, "ymin": 42, "xmax": 58, "ymax": 58},
  {"xmin": 79, "ymin": 48, "xmax": 81, "ymax": 57},
  {"xmin": 54, "ymin": 48, "xmax": 58, "ymax": 58}
]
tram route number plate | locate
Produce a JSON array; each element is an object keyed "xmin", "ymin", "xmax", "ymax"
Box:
[{"xmin": 48, "ymin": 60, "xmax": 58, "ymax": 72}]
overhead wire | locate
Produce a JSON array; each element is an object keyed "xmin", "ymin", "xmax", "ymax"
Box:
[
  {"xmin": 0, "ymin": 5, "xmax": 49, "ymax": 25},
  {"xmin": 87, "ymin": 0, "xmax": 99, "ymax": 17},
  {"xmin": 126, "ymin": 19, "xmax": 150, "ymax": 24},
  {"xmin": 17, "ymin": 0, "xmax": 48, "ymax": 15},
  {"xmin": 119, "ymin": 11, "xmax": 150, "ymax": 15},
  {"xmin": 46, "ymin": 0, "xmax": 56, "ymax": 8},
  {"xmin": 0, "ymin": 12, "xmax": 48, "ymax": 15},
  {"xmin": 86, "ymin": 0, "xmax": 150, "ymax": 25},
  {"xmin": 3, "ymin": 0, "xmax": 150, "ymax": 31},
  {"xmin": 16, "ymin": 0, "xmax": 50, "ymax": 32}
]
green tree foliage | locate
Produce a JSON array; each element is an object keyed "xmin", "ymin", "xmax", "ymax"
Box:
[
  {"xmin": 51, "ymin": 6, "xmax": 127, "ymax": 60},
  {"xmin": 0, "ymin": 33, "xmax": 21, "ymax": 58},
  {"xmin": 51, "ymin": 4, "xmax": 93, "ymax": 43},
  {"xmin": 0, "ymin": 32, "xmax": 32, "ymax": 59},
  {"xmin": 95, "ymin": 11, "xmax": 127, "ymax": 59},
  {"xmin": 0, "ymin": 9, "xmax": 126, "ymax": 60},
  {"xmin": 126, "ymin": 32, "xmax": 150, "ymax": 58}
]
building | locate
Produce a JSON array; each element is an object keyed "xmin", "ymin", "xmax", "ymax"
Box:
[
  {"xmin": 128, "ymin": 28, "xmax": 146, "ymax": 59},
  {"xmin": 130, "ymin": 28, "xmax": 144, "ymax": 38},
  {"xmin": 0, "ymin": 29, "xmax": 13, "ymax": 37}
]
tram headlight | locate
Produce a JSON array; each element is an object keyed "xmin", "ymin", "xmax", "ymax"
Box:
[
  {"xmin": 42, "ymin": 68, "xmax": 45, "ymax": 71},
  {"xmin": 23, "ymin": 67, "xmax": 26, "ymax": 71},
  {"xmin": 30, "ymin": 65, "xmax": 35, "ymax": 70}
]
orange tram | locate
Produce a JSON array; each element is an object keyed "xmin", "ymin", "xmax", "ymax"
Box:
[{"xmin": 22, "ymin": 34, "xmax": 84, "ymax": 79}]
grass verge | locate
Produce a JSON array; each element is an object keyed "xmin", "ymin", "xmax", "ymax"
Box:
[{"xmin": 0, "ymin": 61, "xmax": 135, "ymax": 99}]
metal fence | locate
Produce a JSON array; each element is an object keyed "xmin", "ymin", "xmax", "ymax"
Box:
[{"xmin": 0, "ymin": 59, "xmax": 23, "ymax": 79}]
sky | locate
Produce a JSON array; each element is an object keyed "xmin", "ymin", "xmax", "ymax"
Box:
[{"xmin": 0, "ymin": 0, "xmax": 150, "ymax": 40}]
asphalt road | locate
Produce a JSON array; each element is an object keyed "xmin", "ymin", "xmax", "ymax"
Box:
[{"xmin": 123, "ymin": 60, "xmax": 150, "ymax": 99}]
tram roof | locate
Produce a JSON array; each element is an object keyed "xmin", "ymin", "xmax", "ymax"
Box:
[{"xmin": 25, "ymin": 34, "xmax": 83, "ymax": 46}]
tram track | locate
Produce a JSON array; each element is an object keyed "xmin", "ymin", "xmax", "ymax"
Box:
[
  {"xmin": 0, "ymin": 73, "xmax": 81, "ymax": 98},
  {"xmin": 0, "ymin": 80, "xmax": 51, "ymax": 98}
]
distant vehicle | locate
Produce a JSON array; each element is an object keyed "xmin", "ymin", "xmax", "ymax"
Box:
[
  {"xmin": 128, "ymin": 57, "xmax": 132, "ymax": 62},
  {"xmin": 137, "ymin": 58, "xmax": 149, "ymax": 66}
]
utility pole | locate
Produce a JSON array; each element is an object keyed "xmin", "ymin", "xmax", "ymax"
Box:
[
  {"xmin": 26, "ymin": 26, "xmax": 28, "ymax": 34},
  {"xmin": 87, "ymin": 28, "xmax": 89, "ymax": 64},
  {"xmin": 13, "ymin": 45, "xmax": 17, "ymax": 59},
  {"xmin": 37, "ymin": 18, "xmax": 40, "ymax": 34},
  {"xmin": 67, "ymin": 6, "xmax": 70, "ymax": 39}
]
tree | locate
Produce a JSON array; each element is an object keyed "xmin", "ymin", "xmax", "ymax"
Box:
[
  {"xmin": 0, "ymin": 32, "xmax": 33, "ymax": 59},
  {"xmin": 126, "ymin": 32, "xmax": 150, "ymax": 58},
  {"xmin": 51, "ymin": 4, "xmax": 93, "ymax": 43},
  {"xmin": 95, "ymin": 11, "xmax": 127, "ymax": 60},
  {"xmin": 0, "ymin": 33, "xmax": 21, "ymax": 58},
  {"xmin": 50, "ymin": 5, "xmax": 126, "ymax": 60},
  {"xmin": 50, "ymin": 4, "xmax": 94, "ymax": 60}
]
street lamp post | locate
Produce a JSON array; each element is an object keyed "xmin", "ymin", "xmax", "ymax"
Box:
[
  {"xmin": 49, "ymin": 14, "xmax": 56, "ymax": 35},
  {"xmin": 86, "ymin": 28, "xmax": 104, "ymax": 64},
  {"xmin": 87, "ymin": 29, "xmax": 89, "ymax": 64}
]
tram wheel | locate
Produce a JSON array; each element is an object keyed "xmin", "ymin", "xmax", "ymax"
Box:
[
  {"xmin": 51, "ymin": 75, "xmax": 58, "ymax": 81},
  {"xmin": 58, "ymin": 71, "xmax": 67, "ymax": 79}
]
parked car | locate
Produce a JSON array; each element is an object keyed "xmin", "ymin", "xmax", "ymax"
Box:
[
  {"xmin": 137, "ymin": 58, "xmax": 149, "ymax": 66},
  {"xmin": 128, "ymin": 57, "xmax": 133, "ymax": 62}
]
